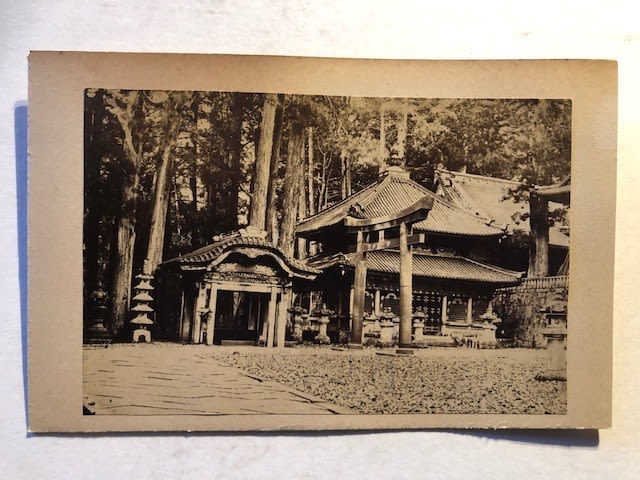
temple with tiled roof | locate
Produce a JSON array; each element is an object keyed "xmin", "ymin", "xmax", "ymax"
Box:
[
  {"xmin": 293, "ymin": 166, "xmax": 524, "ymax": 345},
  {"xmin": 434, "ymin": 168, "xmax": 570, "ymax": 274},
  {"xmin": 156, "ymin": 228, "xmax": 318, "ymax": 347},
  {"xmin": 154, "ymin": 165, "xmax": 564, "ymax": 348}
]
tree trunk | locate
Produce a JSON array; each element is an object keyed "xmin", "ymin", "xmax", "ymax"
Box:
[
  {"xmin": 249, "ymin": 93, "xmax": 278, "ymax": 231},
  {"xmin": 110, "ymin": 188, "xmax": 138, "ymax": 338},
  {"xmin": 397, "ymin": 98, "xmax": 408, "ymax": 166},
  {"xmin": 528, "ymin": 191, "xmax": 549, "ymax": 277},
  {"xmin": 227, "ymin": 94, "xmax": 243, "ymax": 229},
  {"xmin": 345, "ymin": 156, "xmax": 352, "ymax": 197},
  {"xmin": 307, "ymin": 127, "xmax": 315, "ymax": 216},
  {"xmin": 105, "ymin": 91, "xmax": 143, "ymax": 339},
  {"xmin": 83, "ymin": 90, "xmax": 104, "ymax": 301},
  {"xmin": 265, "ymin": 95, "xmax": 285, "ymax": 242},
  {"xmin": 190, "ymin": 94, "xmax": 200, "ymax": 243},
  {"xmin": 297, "ymin": 170, "xmax": 307, "ymax": 259},
  {"xmin": 318, "ymin": 155, "xmax": 327, "ymax": 213},
  {"xmin": 279, "ymin": 120, "xmax": 305, "ymax": 257},
  {"xmin": 379, "ymin": 107, "xmax": 386, "ymax": 172},
  {"xmin": 145, "ymin": 96, "xmax": 184, "ymax": 274},
  {"xmin": 340, "ymin": 150, "xmax": 351, "ymax": 199}
]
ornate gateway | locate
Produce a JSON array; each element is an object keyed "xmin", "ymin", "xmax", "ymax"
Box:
[{"xmin": 158, "ymin": 228, "xmax": 318, "ymax": 347}]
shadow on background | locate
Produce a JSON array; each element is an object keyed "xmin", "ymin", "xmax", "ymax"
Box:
[
  {"xmin": 15, "ymin": 102, "xmax": 28, "ymax": 429},
  {"xmin": 32, "ymin": 427, "xmax": 599, "ymax": 447}
]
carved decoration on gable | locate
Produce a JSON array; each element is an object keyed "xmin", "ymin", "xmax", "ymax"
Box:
[{"xmin": 204, "ymin": 271, "xmax": 283, "ymax": 285}]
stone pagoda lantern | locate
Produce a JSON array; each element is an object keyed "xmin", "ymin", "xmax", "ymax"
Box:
[
  {"xmin": 536, "ymin": 293, "xmax": 568, "ymax": 381},
  {"xmin": 130, "ymin": 263, "xmax": 155, "ymax": 343}
]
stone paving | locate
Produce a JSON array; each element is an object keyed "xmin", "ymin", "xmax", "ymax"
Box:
[{"xmin": 83, "ymin": 343, "xmax": 354, "ymax": 415}]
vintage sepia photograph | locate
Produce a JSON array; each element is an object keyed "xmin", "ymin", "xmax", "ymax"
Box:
[{"xmin": 82, "ymin": 90, "xmax": 571, "ymax": 416}]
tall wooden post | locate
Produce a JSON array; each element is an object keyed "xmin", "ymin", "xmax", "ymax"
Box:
[
  {"xmin": 266, "ymin": 286, "xmax": 278, "ymax": 348},
  {"xmin": 350, "ymin": 230, "xmax": 367, "ymax": 346},
  {"xmin": 398, "ymin": 222, "xmax": 413, "ymax": 348},
  {"xmin": 276, "ymin": 287, "xmax": 291, "ymax": 348},
  {"xmin": 441, "ymin": 295, "xmax": 448, "ymax": 323},
  {"xmin": 191, "ymin": 284, "xmax": 206, "ymax": 344},
  {"xmin": 205, "ymin": 286, "xmax": 218, "ymax": 346}
]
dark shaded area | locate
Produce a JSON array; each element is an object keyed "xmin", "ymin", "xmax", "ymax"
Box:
[
  {"xmin": 29, "ymin": 428, "xmax": 599, "ymax": 447},
  {"xmin": 15, "ymin": 102, "xmax": 28, "ymax": 428}
]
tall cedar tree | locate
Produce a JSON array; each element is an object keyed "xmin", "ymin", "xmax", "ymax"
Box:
[
  {"xmin": 265, "ymin": 94, "xmax": 285, "ymax": 242},
  {"xmin": 104, "ymin": 91, "xmax": 144, "ymax": 337},
  {"xmin": 279, "ymin": 119, "xmax": 305, "ymax": 257},
  {"xmin": 249, "ymin": 93, "xmax": 278, "ymax": 231},
  {"xmin": 145, "ymin": 92, "xmax": 188, "ymax": 274}
]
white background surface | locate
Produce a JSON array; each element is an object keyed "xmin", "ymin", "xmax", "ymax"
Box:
[{"xmin": 1, "ymin": 1, "xmax": 638, "ymax": 478}]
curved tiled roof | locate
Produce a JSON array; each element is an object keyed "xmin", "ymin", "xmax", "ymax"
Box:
[
  {"xmin": 308, "ymin": 249, "xmax": 522, "ymax": 285},
  {"xmin": 296, "ymin": 168, "xmax": 505, "ymax": 237},
  {"xmin": 435, "ymin": 169, "xmax": 570, "ymax": 248},
  {"xmin": 162, "ymin": 231, "xmax": 318, "ymax": 277}
]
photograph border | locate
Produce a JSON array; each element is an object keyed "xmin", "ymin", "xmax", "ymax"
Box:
[{"xmin": 28, "ymin": 53, "xmax": 616, "ymax": 431}]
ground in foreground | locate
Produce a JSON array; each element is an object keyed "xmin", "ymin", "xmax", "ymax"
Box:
[{"xmin": 83, "ymin": 343, "xmax": 566, "ymax": 415}]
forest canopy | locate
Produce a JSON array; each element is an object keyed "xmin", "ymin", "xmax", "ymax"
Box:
[{"xmin": 84, "ymin": 90, "xmax": 571, "ymax": 336}]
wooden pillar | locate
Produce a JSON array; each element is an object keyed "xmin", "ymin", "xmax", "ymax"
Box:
[
  {"xmin": 466, "ymin": 297, "xmax": 473, "ymax": 324},
  {"xmin": 441, "ymin": 295, "xmax": 448, "ymax": 323},
  {"xmin": 349, "ymin": 287, "xmax": 355, "ymax": 316},
  {"xmin": 276, "ymin": 287, "xmax": 291, "ymax": 348},
  {"xmin": 398, "ymin": 222, "xmax": 413, "ymax": 348},
  {"xmin": 205, "ymin": 285, "xmax": 218, "ymax": 345},
  {"xmin": 350, "ymin": 230, "xmax": 367, "ymax": 345},
  {"xmin": 374, "ymin": 289, "xmax": 381, "ymax": 317},
  {"xmin": 178, "ymin": 291, "xmax": 189, "ymax": 341},
  {"xmin": 191, "ymin": 284, "xmax": 206, "ymax": 344},
  {"xmin": 266, "ymin": 286, "xmax": 277, "ymax": 347}
]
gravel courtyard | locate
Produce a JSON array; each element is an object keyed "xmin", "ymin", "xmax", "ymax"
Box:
[
  {"xmin": 84, "ymin": 343, "xmax": 566, "ymax": 415},
  {"xmin": 211, "ymin": 345, "xmax": 566, "ymax": 415}
]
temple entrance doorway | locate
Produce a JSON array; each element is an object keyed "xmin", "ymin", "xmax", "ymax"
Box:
[{"xmin": 213, "ymin": 291, "xmax": 269, "ymax": 345}]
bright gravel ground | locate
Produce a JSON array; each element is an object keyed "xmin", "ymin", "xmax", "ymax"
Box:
[{"xmin": 211, "ymin": 346, "xmax": 566, "ymax": 415}]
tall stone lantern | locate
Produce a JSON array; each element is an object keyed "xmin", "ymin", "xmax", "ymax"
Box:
[{"xmin": 535, "ymin": 293, "xmax": 568, "ymax": 381}]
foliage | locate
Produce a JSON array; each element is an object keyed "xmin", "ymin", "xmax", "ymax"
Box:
[{"xmin": 84, "ymin": 92, "xmax": 571, "ymax": 332}]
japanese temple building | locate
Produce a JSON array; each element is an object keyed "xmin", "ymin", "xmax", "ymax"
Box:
[
  {"xmin": 156, "ymin": 229, "xmax": 318, "ymax": 347},
  {"xmin": 294, "ymin": 166, "xmax": 524, "ymax": 345},
  {"xmin": 434, "ymin": 168, "xmax": 570, "ymax": 274},
  {"xmin": 156, "ymin": 166, "xmax": 534, "ymax": 347}
]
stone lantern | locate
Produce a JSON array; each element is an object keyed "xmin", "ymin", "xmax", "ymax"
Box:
[
  {"xmin": 314, "ymin": 305, "xmax": 333, "ymax": 344},
  {"xmin": 84, "ymin": 283, "xmax": 112, "ymax": 344},
  {"xmin": 130, "ymin": 269, "xmax": 155, "ymax": 343},
  {"xmin": 378, "ymin": 308, "xmax": 396, "ymax": 347},
  {"xmin": 412, "ymin": 308, "xmax": 426, "ymax": 344},
  {"xmin": 535, "ymin": 293, "xmax": 568, "ymax": 381},
  {"xmin": 288, "ymin": 305, "xmax": 306, "ymax": 344},
  {"xmin": 363, "ymin": 312, "xmax": 381, "ymax": 346}
]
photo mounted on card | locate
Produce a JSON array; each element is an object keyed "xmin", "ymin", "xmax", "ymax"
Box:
[{"xmin": 28, "ymin": 53, "xmax": 616, "ymax": 432}]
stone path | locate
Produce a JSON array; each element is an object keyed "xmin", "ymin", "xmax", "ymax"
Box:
[{"xmin": 83, "ymin": 344, "xmax": 353, "ymax": 415}]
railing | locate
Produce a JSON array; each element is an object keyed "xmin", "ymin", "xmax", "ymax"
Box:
[{"xmin": 498, "ymin": 275, "xmax": 568, "ymax": 292}]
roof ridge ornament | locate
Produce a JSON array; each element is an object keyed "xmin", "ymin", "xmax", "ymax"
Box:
[
  {"xmin": 384, "ymin": 164, "xmax": 410, "ymax": 178},
  {"xmin": 239, "ymin": 226, "xmax": 268, "ymax": 239}
]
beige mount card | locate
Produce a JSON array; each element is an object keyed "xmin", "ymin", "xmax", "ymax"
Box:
[{"xmin": 28, "ymin": 52, "xmax": 616, "ymax": 432}]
